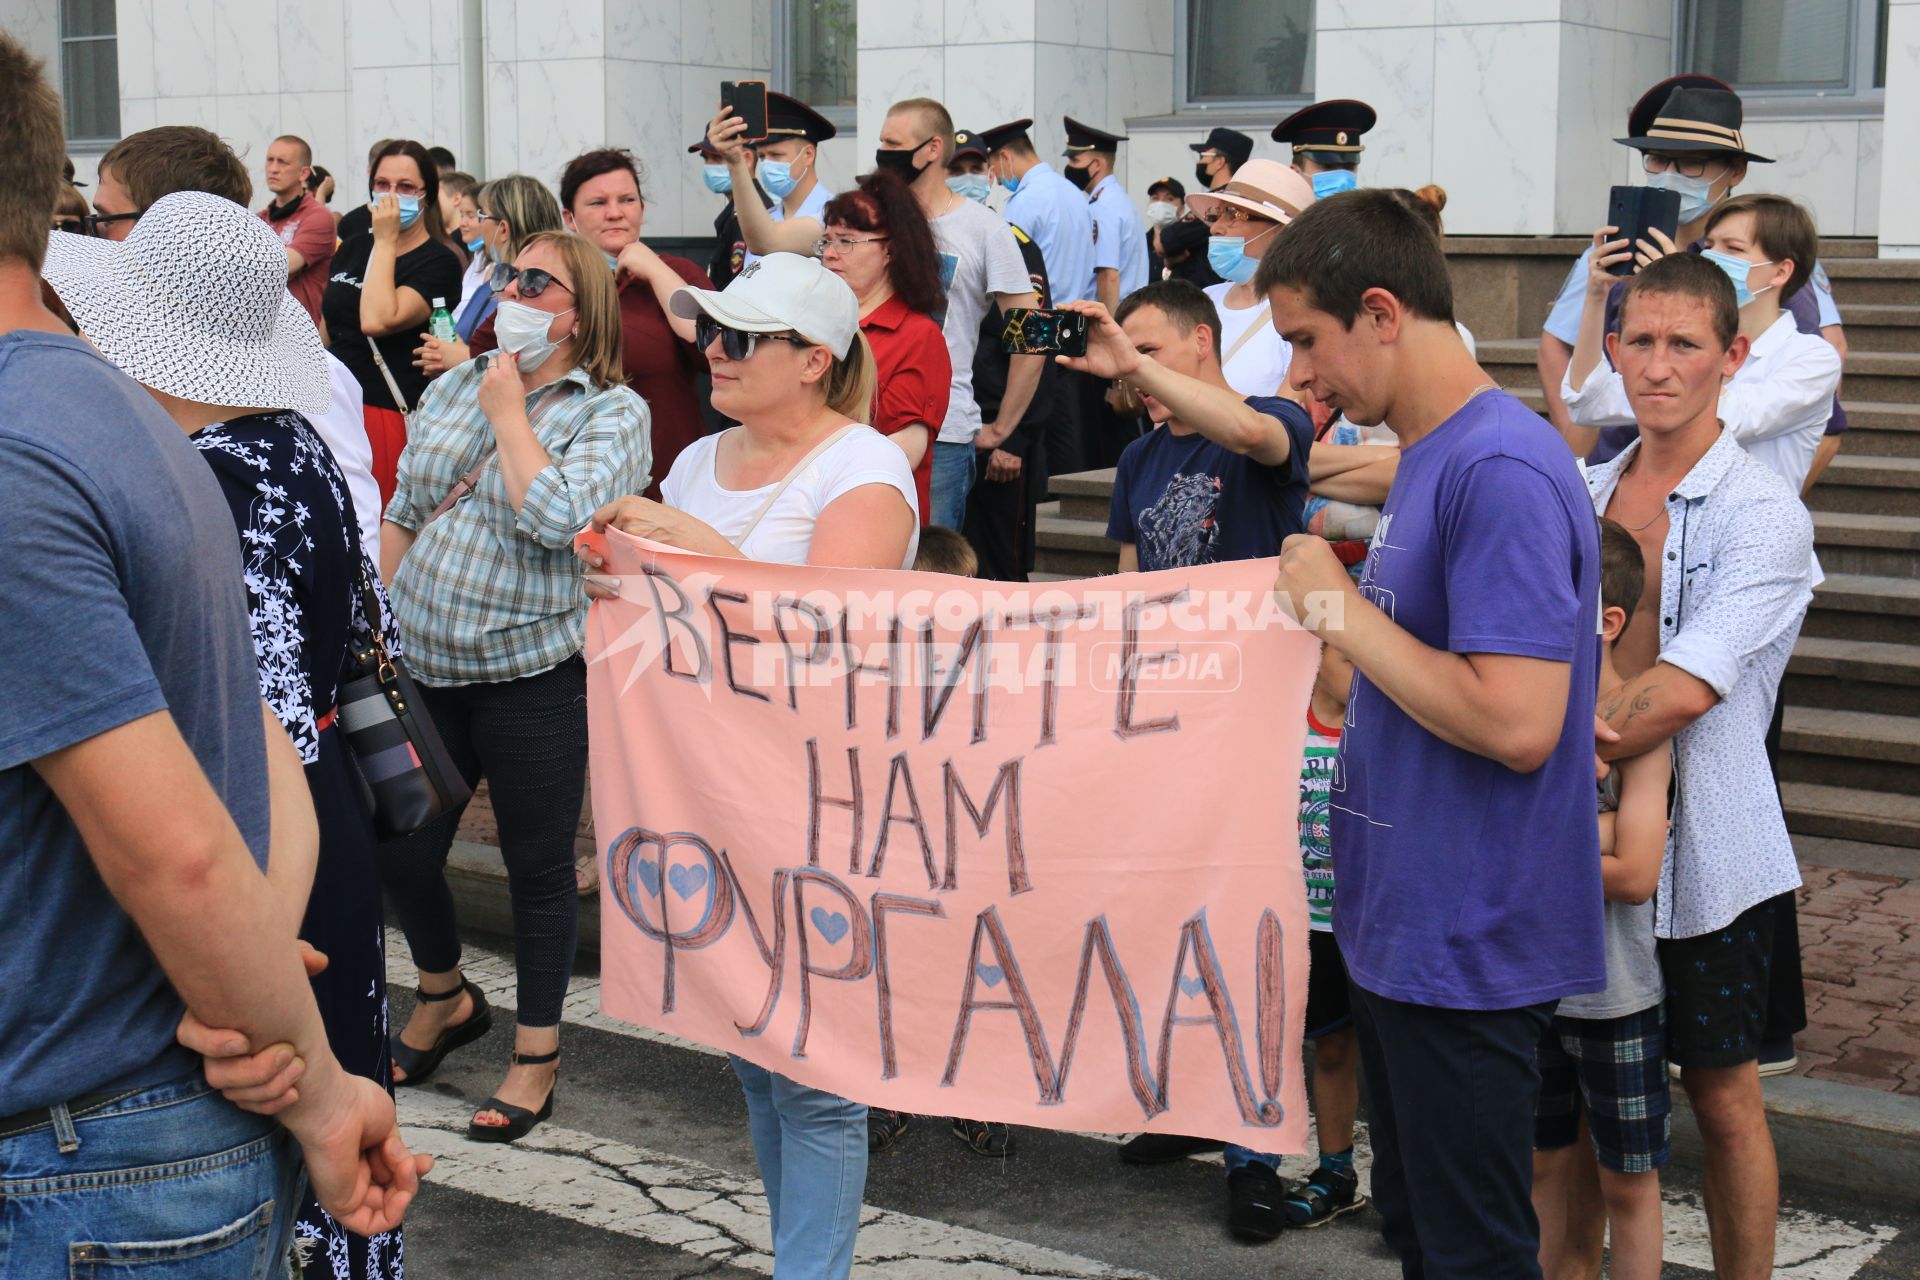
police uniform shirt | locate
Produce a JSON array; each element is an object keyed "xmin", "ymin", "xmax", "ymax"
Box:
[
  {"xmin": 1089, "ymin": 173, "xmax": 1148, "ymax": 297},
  {"xmin": 744, "ymin": 181, "xmax": 834, "ymax": 270},
  {"xmin": 1003, "ymin": 161, "xmax": 1096, "ymax": 305}
]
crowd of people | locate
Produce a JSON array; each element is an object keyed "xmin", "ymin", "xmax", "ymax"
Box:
[{"xmin": 1, "ymin": 22, "xmax": 1842, "ymax": 1279}]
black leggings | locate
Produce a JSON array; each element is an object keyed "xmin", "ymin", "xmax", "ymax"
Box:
[{"xmin": 380, "ymin": 656, "xmax": 586, "ymax": 1028}]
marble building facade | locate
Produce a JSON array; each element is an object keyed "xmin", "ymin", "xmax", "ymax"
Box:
[{"xmin": 10, "ymin": 0, "xmax": 1920, "ymax": 253}]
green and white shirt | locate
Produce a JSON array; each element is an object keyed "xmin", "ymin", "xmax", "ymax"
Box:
[{"xmin": 1300, "ymin": 707, "xmax": 1342, "ymax": 932}]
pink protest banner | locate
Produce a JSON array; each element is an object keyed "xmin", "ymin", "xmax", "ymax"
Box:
[{"xmin": 580, "ymin": 527, "xmax": 1319, "ymax": 1147}]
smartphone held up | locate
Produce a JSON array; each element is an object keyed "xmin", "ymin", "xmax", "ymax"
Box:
[
  {"xmin": 1001, "ymin": 308, "xmax": 1090, "ymax": 358},
  {"xmin": 1603, "ymin": 185, "xmax": 1681, "ymax": 278},
  {"xmin": 721, "ymin": 79, "xmax": 769, "ymax": 143}
]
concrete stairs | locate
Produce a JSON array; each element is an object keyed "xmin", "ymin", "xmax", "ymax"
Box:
[{"xmin": 1034, "ymin": 242, "xmax": 1920, "ymax": 856}]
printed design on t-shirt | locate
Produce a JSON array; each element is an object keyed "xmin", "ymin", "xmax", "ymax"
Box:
[
  {"xmin": 937, "ymin": 251, "xmax": 959, "ymax": 294},
  {"xmin": 1137, "ymin": 471, "xmax": 1224, "ymax": 568},
  {"xmin": 1300, "ymin": 735, "xmax": 1339, "ymax": 928}
]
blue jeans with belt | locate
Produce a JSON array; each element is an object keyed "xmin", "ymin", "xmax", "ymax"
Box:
[
  {"xmin": 0, "ymin": 1072, "xmax": 305, "ymax": 1278},
  {"xmin": 730, "ymin": 1055, "xmax": 866, "ymax": 1279}
]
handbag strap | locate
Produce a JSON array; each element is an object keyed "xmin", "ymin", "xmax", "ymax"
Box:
[
  {"xmin": 735, "ymin": 425, "xmax": 859, "ymax": 547},
  {"xmin": 366, "ymin": 340, "xmax": 412, "ymax": 416},
  {"xmin": 1222, "ymin": 302, "xmax": 1274, "ymax": 367},
  {"xmin": 428, "ymin": 452, "xmax": 495, "ymax": 523}
]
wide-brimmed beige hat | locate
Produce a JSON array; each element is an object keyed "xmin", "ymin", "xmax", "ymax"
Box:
[
  {"xmin": 1186, "ymin": 160, "xmax": 1316, "ymax": 227},
  {"xmin": 42, "ymin": 190, "xmax": 328, "ymax": 415}
]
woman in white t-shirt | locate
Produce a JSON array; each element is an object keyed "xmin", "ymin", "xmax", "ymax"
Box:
[
  {"xmin": 581, "ymin": 254, "xmax": 913, "ymax": 1280},
  {"xmin": 1187, "ymin": 160, "xmax": 1315, "ymax": 399}
]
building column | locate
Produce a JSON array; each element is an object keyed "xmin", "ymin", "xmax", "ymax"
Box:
[{"xmin": 1879, "ymin": 0, "xmax": 1920, "ymax": 256}]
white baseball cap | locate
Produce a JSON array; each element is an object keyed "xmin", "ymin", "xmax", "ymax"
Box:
[{"xmin": 670, "ymin": 252, "xmax": 859, "ymax": 359}]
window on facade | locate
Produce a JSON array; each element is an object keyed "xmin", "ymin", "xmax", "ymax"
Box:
[
  {"xmin": 787, "ymin": 0, "xmax": 855, "ymax": 112},
  {"xmin": 1185, "ymin": 0, "xmax": 1314, "ymax": 104},
  {"xmin": 60, "ymin": 0, "xmax": 119, "ymax": 142},
  {"xmin": 1687, "ymin": 0, "xmax": 1890, "ymax": 95}
]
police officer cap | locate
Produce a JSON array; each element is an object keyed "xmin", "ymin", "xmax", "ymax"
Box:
[
  {"xmin": 1187, "ymin": 126, "xmax": 1252, "ymax": 170},
  {"xmin": 762, "ymin": 91, "xmax": 838, "ymax": 144},
  {"xmin": 952, "ymin": 129, "xmax": 990, "ymax": 162},
  {"xmin": 976, "ymin": 118, "xmax": 1036, "ymax": 153},
  {"xmin": 1063, "ymin": 116, "xmax": 1127, "ymax": 156},
  {"xmin": 1271, "ymin": 99, "xmax": 1376, "ymax": 154}
]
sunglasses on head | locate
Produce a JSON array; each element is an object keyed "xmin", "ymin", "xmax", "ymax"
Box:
[
  {"xmin": 694, "ymin": 314, "xmax": 812, "ymax": 362},
  {"xmin": 488, "ymin": 263, "xmax": 573, "ymax": 299}
]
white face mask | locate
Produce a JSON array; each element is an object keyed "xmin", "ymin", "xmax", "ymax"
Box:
[
  {"xmin": 494, "ymin": 298, "xmax": 574, "ymax": 371},
  {"xmin": 1146, "ymin": 201, "xmax": 1180, "ymax": 228}
]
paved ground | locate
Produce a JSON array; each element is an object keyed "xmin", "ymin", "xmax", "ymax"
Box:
[
  {"xmin": 383, "ymin": 931, "xmax": 1920, "ymax": 1280},
  {"xmin": 1797, "ymin": 862, "xmax": 1920, "ymax": 1096}
]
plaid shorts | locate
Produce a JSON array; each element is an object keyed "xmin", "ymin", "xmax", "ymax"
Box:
[{"xmin": 1533, "ymin": 1003, "xmax": 1671, "ymax": 1174}]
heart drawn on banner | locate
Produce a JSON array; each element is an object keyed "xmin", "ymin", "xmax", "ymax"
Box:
[
  {"xmin": 668, "ymin": 863, "xmax": 709, "ymax": 901},
  {"xmin": 810, "ymin": 907, "xmax": 849, "ymax": 945}
]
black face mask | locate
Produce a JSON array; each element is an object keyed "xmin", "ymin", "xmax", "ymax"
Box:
[
  {"xmin": 1065, "ymin": 164, "xmax": 1093, "ymax": 191},
  {"xmin": 1194, "ymin": 161, "xmax": 1215, "ymax": 190},
  {"xmin": 874, "ymin": 138, "xmax": 931, "ymax": 181}
]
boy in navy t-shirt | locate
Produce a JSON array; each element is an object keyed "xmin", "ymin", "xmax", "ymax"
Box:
[
  {"xmin": 1266, "ymin": 190, "xmax": 1604, "ymax": 1277},
  {"xmin": 1082, "ymin": 281, "xmax": 1318, "ymax": 570}
]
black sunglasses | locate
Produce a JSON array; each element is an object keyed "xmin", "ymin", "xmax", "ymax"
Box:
[
  {"xmin": 694, "ymin": 314, "xmax": 812, "ymax": 362},
  {"xmin": 77, "ymin": 211, "xmax": 140, "ymax": 237},
  {"xmin": 488, "ymin": 262, "xmax": 574, "ymax": 299}
]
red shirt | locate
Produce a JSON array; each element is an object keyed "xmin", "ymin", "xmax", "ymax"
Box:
[
  {"xmin": 472, "ymin": 255, "xmax": 714, "ymax": 500},
  {"xmin": 617, "ymin": 254, "xmax": 713, "ymax": 499},
  {"xmin": 860, "ymin": 293, "xmax": 949, "ymax": 525},
  {"xmin": 259, "ymin": 193, "xmax": 336, "ymax": 329}
]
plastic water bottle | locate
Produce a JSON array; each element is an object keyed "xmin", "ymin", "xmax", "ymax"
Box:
[{"xmin": 429, "ymin": 297, "xmax": 456, "ymax": 343}]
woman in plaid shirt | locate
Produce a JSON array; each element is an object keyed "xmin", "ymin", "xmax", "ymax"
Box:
[{"xmin": 376, "ymin": 230, "xmax": 651, "ymax": 1145}]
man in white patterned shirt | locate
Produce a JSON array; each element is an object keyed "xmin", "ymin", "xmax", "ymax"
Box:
[{"xmin": 1586, "ymin": 254, "xmax": 1813, "ymax": 1280}]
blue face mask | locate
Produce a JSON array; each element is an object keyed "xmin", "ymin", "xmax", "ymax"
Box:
[
  {"xmin": 1700, "ymin": 248, "xmax": 1775, "ymax": 308},
  {"xmin": 997, "ymin": 166, "xmax": 1020, "ymax": 195},
  {"xmin": 758, "ymin": 158, "xmax": 805, "ymax": 199},
  {"xmin": 1208, "ymin": 235, "xmax": 1258, "ymax": 284},
  {"xmin": 947, "ymin": 174, "xmax": 992, "ymax": 204},
  {"xmin": 465, "ymin": 233, "xmax": 485, "ymax": 253},
  {"xmin": 393, "ymin": 194, "xmax": 423, "ymax": 229},
  {"xmin": 703, "ymin": 164, "xmax": 733, "ymax": 194},
  {"xmin": 1311, "ymin": 169, "xmax": 1358, "ymax": 199},
  {"xmin": 1646, "ymin": 169, "xmax": 1716, "ymax": 224}
]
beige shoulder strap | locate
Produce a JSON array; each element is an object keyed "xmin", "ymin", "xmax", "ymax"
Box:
[
  {"xmin": 1222, "ymin": 302, "xmax": 1274, "ymax": 367},
  {"xmin": 736, "ymin": 425, "xmax": 860, "ymax": 547}
]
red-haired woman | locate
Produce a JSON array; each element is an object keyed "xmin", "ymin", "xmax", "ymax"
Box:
[{"xmin": 818, "ymin": 171, "xmax": 950, "ymax": 524}]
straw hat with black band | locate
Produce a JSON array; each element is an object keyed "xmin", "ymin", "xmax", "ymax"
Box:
[{"xmin": 1186, "ymin": 160, "xmax": 1316, "ymax": 228}]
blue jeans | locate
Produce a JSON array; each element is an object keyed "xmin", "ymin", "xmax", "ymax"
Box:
[
  {"xmin": 1225, "ymin": 1144, "xmax": 1280, "ymax": 1173},
  {"xmin": 929, "ymin": 440, "xmax": 977, "ymax": 531},
  {"xmin": 0, "ymin": 1071, "xmax": 304, "ymax": 1278},
  {"xmin": 730, "ymin": 1056, "xmax": 866, "ymax": 1279}
]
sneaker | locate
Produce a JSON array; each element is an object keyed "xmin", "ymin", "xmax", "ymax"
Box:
[
  {"xmin": 950, "ymin": 1117, "xmax": 1015, "ymax": 1158},
  {"xmin": 1118, "ymin": 1133, "xmax": 1227, "ymax": 1164},
  {"xmin": 1227, "ymin": 1163, "xmax": 1288, "ymax": 1241},
  {"xmin": 1757, "ymin": 1038, "xmax": 1798, "ymax": 1078},
  {"xmin": 868, "ymin": 1107, "xmax": 911, "ymax": 1152},
  {"xmin": 1282, "ymin": 1162, "xmax": 1366, "ymax": 1230}
]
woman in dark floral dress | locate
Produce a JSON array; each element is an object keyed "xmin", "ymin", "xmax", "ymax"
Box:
[{"xmin": 191, "ymin": 411, "xmax": 405, "ymax": 1280}]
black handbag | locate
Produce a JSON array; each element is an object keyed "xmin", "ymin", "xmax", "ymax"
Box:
[{"xmin": 338, "ymin": 560, "xmax": 471, "ymax": 838}]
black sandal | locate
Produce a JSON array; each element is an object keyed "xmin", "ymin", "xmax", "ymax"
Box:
[
  {"xmin": 466, "ymin": 1048, "xmax": 558, "ymax": 1144},
  {"xmin": 391, "ymin": 978, "xmax": 492, "ymax": 1088},
  {"xmin": 950, "ymin": 1117, "xmax": 1015, "ymax": 1158},
  {"xmin": 1281, "ymin": 1162, "xmax": 1368, "ymax": 1229}
]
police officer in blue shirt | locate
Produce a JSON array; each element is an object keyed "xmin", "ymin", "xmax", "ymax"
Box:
[
  {"xmin": 1062, "ymin": 116, "xmax": 1147, "ymax": 312},
  {"xmin": 1534, "ymin": 74, "xmax": 1847, "ymax": 454},
  {"xmin": 1271, "ymin": 99, "xmax": 1375, "ymax": 199},
  {"xmin": 708, "ymin": 90, "xmax": 837, "ymax": 267},
  {"xmin": 979, "ymin": 117, "xmax": 1095, "ymax": 305}
]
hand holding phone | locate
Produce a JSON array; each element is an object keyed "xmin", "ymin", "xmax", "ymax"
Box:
[
  {"xmin": 722, "ymin": 79, "xmax": 769, "ymax": 143},
  {"xmin": 1603, "ymin": 185, "xmax": 1681, "ymax": 278},
  {"xmin": 1002, "ymin": 307, "xmax": 1090, "ymax": 357}
]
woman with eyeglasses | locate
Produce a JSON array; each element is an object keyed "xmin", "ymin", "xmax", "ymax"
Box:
[
  {"xmin": 817, "ymin": 169, "xmax": 950, "ymax": 527},
  {"xmin": 557, "ymin": 146, "xmax": 715, "ymax": 499},
  {"xmin": 378, "ymin": 230, "xmax": 651, "ymax": 1145},
  {"xmin": 320, "ymin": 139, "xmax": 463, "ymax": 505},
  {"xmin": 414, "ymin": 175, "xmax": 563, "ymax": 376},
  {"xmin": 581, "ymin": 252, "xmax": 914, "ymax": 1280}
]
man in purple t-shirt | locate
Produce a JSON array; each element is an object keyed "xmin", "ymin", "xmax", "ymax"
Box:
[{"xmin": 1266, "ymin": 190, "xmax": 1604, "ymax": 1279}]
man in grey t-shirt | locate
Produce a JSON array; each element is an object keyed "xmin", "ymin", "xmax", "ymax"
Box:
[{"xmin": 0, "ymin": 31, "xmax": 426, "ymax": 1270}]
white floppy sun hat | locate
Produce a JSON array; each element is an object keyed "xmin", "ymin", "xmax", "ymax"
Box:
[{"xmin": 42, "ymin": 189, "xmax": 330, "ymax": 416}]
